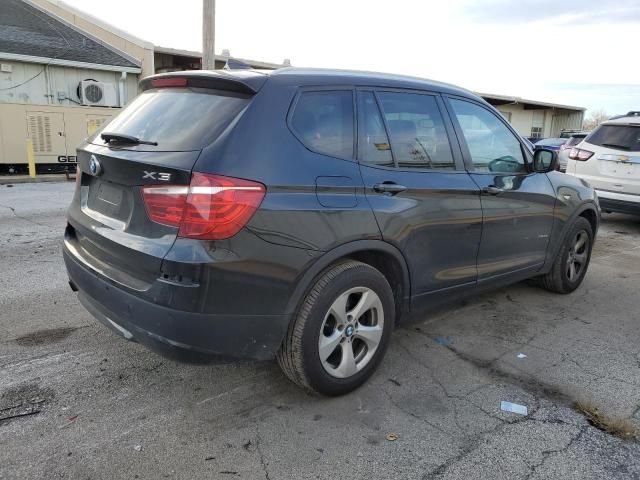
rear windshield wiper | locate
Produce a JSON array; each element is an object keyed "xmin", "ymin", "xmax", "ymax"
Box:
[
  {"xmin": 601, "ymin": 143, "xmax": 630, "ymax": 151},
  {"xmin": 101, "ymin": 132, "xmax": 158, "ymax": 146}
]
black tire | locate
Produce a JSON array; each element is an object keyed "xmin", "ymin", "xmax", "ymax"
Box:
[
  {"xmin": 535, "ymin": 217, "xmax": 593, "ymax": 294},
  {"xmin": 277, "ymin": 260, "xmax": 395, "ymax": 396}
]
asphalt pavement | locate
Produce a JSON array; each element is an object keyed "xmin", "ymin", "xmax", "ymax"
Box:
[{"xmin": 1, "ymin": 181, "xmax": 639, "ymax": 479}]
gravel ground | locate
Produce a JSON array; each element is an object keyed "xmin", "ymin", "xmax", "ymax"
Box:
[{"xmin": 1, "ymin": 181, "xmax": 639, "ymax": 480}]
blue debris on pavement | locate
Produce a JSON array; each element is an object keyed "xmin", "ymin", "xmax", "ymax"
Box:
[
  {"xmin": 500, "ymin": 401, "xmax": 528, "ymax": 416},
  {"xmin": 434, "ymin": 336, "xmax": 453, "ymax": 346}
]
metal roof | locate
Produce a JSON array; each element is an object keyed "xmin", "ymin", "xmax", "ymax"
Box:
[
  {"xmin": 479, "ymin": 92, "xmax": 585, "ymax": 112},
  {"xmin": 0, "ymin": 0, "xmax": 140, "ymax": 70}
]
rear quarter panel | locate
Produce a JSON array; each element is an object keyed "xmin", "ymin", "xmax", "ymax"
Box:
[{"xmin": 194, "ymin": 78, "xmax": 381, "ymax": 252}]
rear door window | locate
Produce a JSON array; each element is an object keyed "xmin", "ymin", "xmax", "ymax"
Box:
[
  {"xmin": 357, "ymin": 91, "xmax": 393, "ymax": 166},
  {"xmin": 290, "ymin": 90, "xmax": 354, "ymax": 159},
  {"xmin": 377, "ymin": 92, "xmax": 455, "ymax": 170},
  {"xmin": 585, "ymin": 125, "xmax": 640, "ymax": 151},
  {"xmin": 94, "ymin": 88, "xmax": 250, "ymax": 151}
]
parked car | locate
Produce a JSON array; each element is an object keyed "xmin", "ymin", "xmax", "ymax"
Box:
[
  {"xmin": 63, "ymin": 68, "xmax": 600, "ymax": 396},
  {"xmin": 560, "ymin": 129, "xmax": 586, "ymax": 139},
  {"xmin": 558, "ymin": 132, "xmax": 590, "ymax": 171},
  {"xmin": 534, "ymin": 137, "xmax": 567, "ymax": 151},
  {"xmin": 566, "ymin": 112, "xmax": 640, "ymax": 215}
]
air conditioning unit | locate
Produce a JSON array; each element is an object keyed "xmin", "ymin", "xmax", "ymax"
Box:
[{"xmin": 78, "ymin": 80, "xmax": 117, "ymax": 107}]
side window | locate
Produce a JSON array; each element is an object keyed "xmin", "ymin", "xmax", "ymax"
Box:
[
  {"xmin": 378, "ymin": 92, "xmax": 455, "ymax": 170},
  {"xmin": 357, "ymin": 91, "xmax": 393, "ymax": 166},
  {"xmin": 290, "ymin": 90, "xmax": 354, "ymax": 159},
  {"xmin": 449, "ymin": 99, "xmax": 526, "ymax": 173}
]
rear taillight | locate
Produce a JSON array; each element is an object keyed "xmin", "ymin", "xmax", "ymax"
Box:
[
  {"xmin": 151, "ymin": 77, "xmax": 188, "ymax": 88},
  {"xmin": 141, "ymin": 173, "xmax": 265, "ymax": 240},
  {"xmin": 141, "ymin": 186, "xmax": 188, "ymax": 227},
  {"xmin": 569, "ymin": 147, "xmax": 594, "ymax": 161}
]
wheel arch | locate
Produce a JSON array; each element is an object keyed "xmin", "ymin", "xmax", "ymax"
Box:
[
  {"xmin": 544, "ymin": 201, "xmax": 599, "ymax": 272},
  {"xmin": 284, "ymin": 240, "xmax": 412, "ymax": 324},
  {"xmin": 578, "ymin": 205, "xmax": 599, "ymax": 236}
]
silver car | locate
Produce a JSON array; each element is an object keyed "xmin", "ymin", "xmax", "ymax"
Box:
[{"xmin": 558, "ymin": 133, "xmax": 590, "ymax": 171}]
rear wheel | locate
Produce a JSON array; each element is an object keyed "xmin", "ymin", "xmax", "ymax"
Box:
[
  {"xmin": 277, "ymin": 260, "xmax": 394, "ymax": 396},
  {"xmin": 535, "ymin": 217, "xmax": 593, "ymax": 294}
]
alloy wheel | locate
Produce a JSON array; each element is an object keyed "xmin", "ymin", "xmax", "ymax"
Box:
[
  {"xmin": 318, "ymin": 287, "xmax": 384, "ymax": 378},
  {"xmin": 566, "ymin": 230, "xmax": 589, "ymax": 282}
]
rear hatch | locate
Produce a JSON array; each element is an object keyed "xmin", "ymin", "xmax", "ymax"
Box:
[
  {"xmin": 66, "ymin": 73, "xmax": 262, "ymax": 288},
  {"xmin": 579, "ymin": 124, "xmax": 640, "ymax": 195}
]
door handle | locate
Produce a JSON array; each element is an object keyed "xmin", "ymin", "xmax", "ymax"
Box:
[
  {"xmin": 373, "ymin": 182, "xmax": 407, "ymax": 195},
  {"xmin": 482, "ymin": 185, "xmax": 503, "ymax": 195}
]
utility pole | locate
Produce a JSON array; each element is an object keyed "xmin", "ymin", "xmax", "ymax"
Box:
[{"xmin": 202, "ymin": 0, "xmax": 216, "ymax": 70}]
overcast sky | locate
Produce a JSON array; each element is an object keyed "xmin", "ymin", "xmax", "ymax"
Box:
[{"xmin": 61, "ymin": 0, "xmax": 640, "ymax": 116}]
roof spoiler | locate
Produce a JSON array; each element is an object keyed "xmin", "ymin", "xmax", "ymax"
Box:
[{"xmin": 139, "ymin": 70, "xmax": 268, "ymax": 95}]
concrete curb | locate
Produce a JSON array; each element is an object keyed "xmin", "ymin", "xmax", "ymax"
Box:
[{"xmin": 0, "ymin": 174, "xmax": 74, "ymax": 185}]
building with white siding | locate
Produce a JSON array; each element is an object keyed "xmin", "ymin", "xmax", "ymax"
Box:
[
  {"xmin": 0, "ymin": 0, "xmax": 284, "ymax": 174},
  {"xmin": 479, "ymin": 93, "xmax": 585, "ymax": 139}
]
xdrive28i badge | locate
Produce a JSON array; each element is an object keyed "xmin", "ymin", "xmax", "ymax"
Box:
[{"xmin": 89, "ymin": 155, "xmax": 102, "ymax": 176}]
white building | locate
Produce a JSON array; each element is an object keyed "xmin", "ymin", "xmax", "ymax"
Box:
[
  {"xmin": 480, "ymin": 93, "xmax": 585, "ymax": 139},
  {"xmin": 0, "ymin": 0, "xmax": 285, "ymax": 174}
]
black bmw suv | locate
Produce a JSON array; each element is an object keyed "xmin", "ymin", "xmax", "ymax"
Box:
[{"xmin": 64, "ymin": 68, "xmax": 599, "ymax": 396}]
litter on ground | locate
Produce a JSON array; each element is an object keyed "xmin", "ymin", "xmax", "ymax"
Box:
[{"xmin": 500, "ymin": 401, "xmax": 528, "ymax": 416}]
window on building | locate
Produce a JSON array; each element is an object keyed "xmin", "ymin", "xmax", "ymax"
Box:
[
  {"xmin": 531, "ymin": 110, "xmax": 545, "ymax": 139},
  {"xmin": 377, "ymin": 92, "xmax": 455, "ymax": 170},
  {"xmin": 530, "ymin": 127, "xmax": 543, "ymax": 138},
  {"xmin": 450, "ymin": 99, "xmax": 526, "ymax": 173},
  {"xmin": 290, "ymin": 91, "xmax": 354, "ymax": 159},
  {"xmin": 499, "ymin": 111, "xmax": 512, "ymax": 123}
]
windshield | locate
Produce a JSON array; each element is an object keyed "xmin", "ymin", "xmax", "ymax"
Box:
[
  {"xmin": 585, "ymin": 125, "xmax": 640, "ymax": 151},
  {"xmin": 92, "ymin": 88, "xmax": 250, "ymax": 151}
]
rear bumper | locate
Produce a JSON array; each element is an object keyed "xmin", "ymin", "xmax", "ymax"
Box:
[
  {"xmin": 64, "ymin": 244, "xmax": 291, "ymax": 362},
  {"xmin": 596, "ymin": 190, "xmax": 640, "ymax": 215}
]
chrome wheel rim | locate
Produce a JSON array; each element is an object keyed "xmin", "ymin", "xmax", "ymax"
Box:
[
  {"xmin": 318, "ymin": 287, "xmax": 384, "ymax": 379},
  {"xmin": 566, "ymin": 230, "xmax": 589, "ymax": 282}
]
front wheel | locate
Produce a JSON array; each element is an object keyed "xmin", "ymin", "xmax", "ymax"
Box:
[
  {"xmin": 277, "ymin": 260, "xmax": 394, "ymax": 396},
  {"xmin": 535, "ymin": 216, "xmax": 594, "ymax": 294}
]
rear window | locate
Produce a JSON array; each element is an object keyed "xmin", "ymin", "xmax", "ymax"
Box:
[
  {"xmin": 93, "ymin": 88, "xmax": 249, "ymax": 151},
  {"xmin": 566, "ymin": 135, "xmax": 587, "ymax": 147},
  {"xmin": 585, "ymin": 125, "xmax": 640, "ymax": 151},
  {"xmin": 290, "ymin": 90, "xmax": 354, "ymax": 159}
]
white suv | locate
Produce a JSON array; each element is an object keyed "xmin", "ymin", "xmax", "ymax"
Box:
[{"xmin": 567, "ymin": 112, "xmax": 640, "ymax": 215}]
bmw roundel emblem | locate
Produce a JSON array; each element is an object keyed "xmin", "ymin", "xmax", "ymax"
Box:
[{"xmin": 89, "ymin": 155, "xmax": 102, "ymax": 176}]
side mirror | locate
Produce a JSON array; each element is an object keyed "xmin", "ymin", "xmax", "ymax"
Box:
[{"xmin": 532, "ymin": 148, "xmax": 559, "ymax": 173}]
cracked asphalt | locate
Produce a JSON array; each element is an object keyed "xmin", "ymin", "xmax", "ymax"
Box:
[{"xmin": 1, "ymin": 181, "xmax": 640, "ymax": 480}]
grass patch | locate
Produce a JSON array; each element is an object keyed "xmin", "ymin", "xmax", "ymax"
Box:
[{"xmin": 574, "ymin": 400, "xmax": 638, "ymax": 441}]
